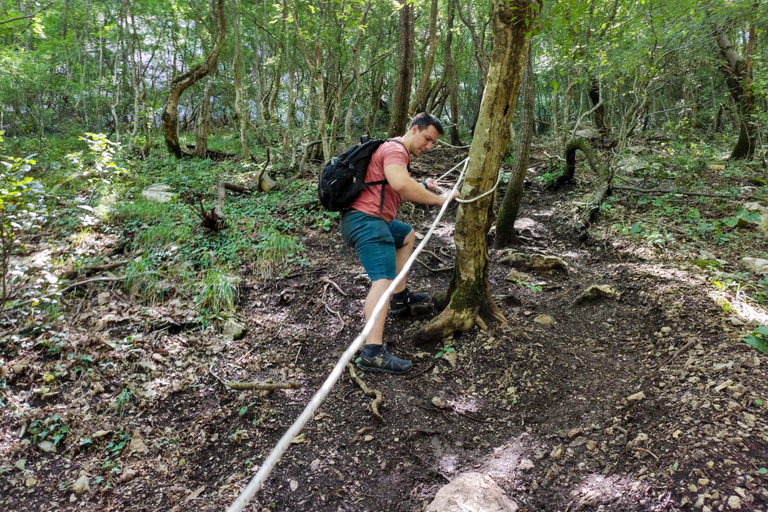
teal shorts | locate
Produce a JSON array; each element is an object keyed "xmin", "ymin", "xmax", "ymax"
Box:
[{"xmin": 340, "ymin": 210, "xmax": 412, "ymax": 281}]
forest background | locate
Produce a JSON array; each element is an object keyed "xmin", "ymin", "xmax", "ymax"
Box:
[{"xmin": 1, "ymin": 0, "xmax": 768, "ymax": 510}]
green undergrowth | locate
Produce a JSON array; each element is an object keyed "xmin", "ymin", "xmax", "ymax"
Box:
[{"xmin": 1, "ymin": 132, "xmax": 333, "ymax": 334}]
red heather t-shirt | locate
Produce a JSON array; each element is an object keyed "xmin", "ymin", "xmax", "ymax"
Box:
[{"xmin": 349, "ymin": 137, "xmax": 410, "ymax": 223}]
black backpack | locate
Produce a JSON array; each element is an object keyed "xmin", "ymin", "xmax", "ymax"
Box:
[{"xmin": 318, "ymin": 137, "xmax": 406, "ymax": 212}]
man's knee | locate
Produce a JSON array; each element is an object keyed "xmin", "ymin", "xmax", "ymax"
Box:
[{"xmin": 403, "ymin": 229, "xmax": 415, "ymax": 246}]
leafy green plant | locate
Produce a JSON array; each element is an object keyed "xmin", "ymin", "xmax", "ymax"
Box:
[
  {"xmin": 743, "ymin": 326, "xmax": 768, "ymax": 355},
  {"xmin": 114, "ymin": 388, "xmax": 134, "ymax": 417},
  {"xmin": 510, "ymin": 278, "xmax": 543, "ymax": 293},
  {"xmin": 253, "ymin": 229, "xmax": 305, "ymax": 278},
  {"xmin": 28, "ymin": 414, "xmax": 69, "ymax": 446},
  {"xmin": 123, "ymin": 257, "xmax": 161, "ymax": 302},
  {"xmin": 0, "ymin": 154, "xmax": 47, "ymax": 306},
  {"xmin": 102, "ymin": 431, "xmax": 131, "ymax": 472},
  {"xmin": 435, "ymin": 343, "xmax": 455, "ymax": 359},
  {"xmin": 196, "ymin": 269, "xmax": 238, "ymax": 316},
  {"xmin": 63, "ymin": 133, "xmax": 127, "ymax": 201}
]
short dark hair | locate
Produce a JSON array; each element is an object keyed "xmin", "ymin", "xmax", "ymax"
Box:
[{"xmin": 410, "ymin": 112, "xmax": 444, "ymax": 135}]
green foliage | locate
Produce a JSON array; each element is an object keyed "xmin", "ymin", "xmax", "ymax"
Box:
[
  {"xmin": 63, "ymin": 133, "xmax": 127, "ymax": 200},
  {"xmin": 435, "ymin": 343, "xmax": 455, "ymax": 359},
  {"xmin": 113, "ymin": 388, "xmax": 134, "ymax": 417},
  {"xmin": 196, "ymin": 269, "xmax": 239, "ymax": 316},
  {"xmin": 28, "ymin": 414, "xmax": 69, "ymax": 446},
  {"xmin": 253, "ymin": 229, "xmax": 306, "ymax": 279},
  {"xmin": 510, "ymin": 278, "xmax": 542, "ymax": 293},
  {"xmin": 743, "ymin": 326, "xmax": 768, "ymax": 355}
]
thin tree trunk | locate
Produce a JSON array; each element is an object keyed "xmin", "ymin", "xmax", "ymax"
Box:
[
  {"xmin": 162, "ymin": 0, "xmax": 225, "ymax": 159},
  {"xmin": 408, "ymin": 0, "xmax": 439, "ymax": 115},
  {"xmin": 232, "ymin": 0, "xmax": 250, "ymax": 159},
  {"xmin": 419, "ymin": 0, "xmax": 541, "ymax": 342},
  {"xmin": 388, "ymin": 0, "xmax": 414, "ymax": 137},
  {"xmin": 495, "ymin": 46, "xmax": 535, "ymax": 248},
  {"xmin": 715, "ymin": 22, "xmax": 757, "ymax": 160},
  {"xmin": 445, "ymin": 0, "xmax": 462, "ymax": 146}
]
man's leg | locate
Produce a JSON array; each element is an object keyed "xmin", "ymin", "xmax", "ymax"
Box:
[
  {"xmin": 364, "ymin": 278, "xmax": 391, "ymax": 346},
  {"xmin": 393, "ymin": 229, "xmax": 415, "ymax": 294}
]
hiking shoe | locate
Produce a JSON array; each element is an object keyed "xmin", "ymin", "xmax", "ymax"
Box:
[
  {"xmin": 356, "ymin": 347, "xmax": 413, "ymax": 374},
  {"xmin": 389, "ymin": 288, "xmax": 430, "ymax": 315}
]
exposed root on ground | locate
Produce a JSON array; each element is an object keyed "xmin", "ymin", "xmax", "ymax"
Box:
[{"xmin": 346, "ymin": 363, "xmax": 383, "ymax": 423}]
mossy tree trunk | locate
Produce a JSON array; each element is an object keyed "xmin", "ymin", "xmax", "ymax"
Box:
[
  {"xmin": 495, "ymin": 46, "xmax": 534, "ymax": 248},
  {"xmin": 419, "ymin": 0, "xmax": 541, "ymax": 342},
  {"xmin": 388, "ymin": 0, "xmax": 414, "ymax": 137},
  {"xmin": 161, "ymin": 0, "xmax": 225, "ymax": 159},
  {"xmin": 715, "ymin": 25, "xmax": 757, "ymax": 160}
]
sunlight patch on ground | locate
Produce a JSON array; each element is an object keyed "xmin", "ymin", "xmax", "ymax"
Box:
[
  {"xmin": 708, "ymin": 286, "xmax": 768, "ymax": 326},
  {"xmin": 569, "ymin": 474, "xmax": 651, "ymax": 509}
]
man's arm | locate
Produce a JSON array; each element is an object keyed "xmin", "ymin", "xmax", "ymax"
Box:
[{"xmin": 384, "ymin": 164, "xmax": 459, "ymax": 205}]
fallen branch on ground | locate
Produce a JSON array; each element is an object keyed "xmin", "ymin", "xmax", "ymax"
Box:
[
  {"xmin": 612, "ymin": 184, "xmax": 740, "ymax": 199},
  {"xmin": 226, "ymin": 381, "xmax": 301, "ymax": 391}
]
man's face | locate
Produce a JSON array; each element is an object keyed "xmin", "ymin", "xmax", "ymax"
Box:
[{"xmin": 410, "ymin": 124, "xmax": 440, "ymax": 157}]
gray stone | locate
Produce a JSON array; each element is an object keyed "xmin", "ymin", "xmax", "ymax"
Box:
[
  {"xmin": 38, "ymin": 441, "xmax": 56, "ymax": 453},
  {"xmin": 741, "ymin": 257, "xmax": 768, "ymax": 275},
  {"xmin": 71, "ymin": 474, "xmax": 90, "ymax": 494},
  {"xmin": 425, "ymin": 472, "xmax": 518, "ymax": 512},
  {"xmin": 141, "ymin": 184, "xmax": 175, "ymax": 203},
  {"xmin": 575, "ymin": 284, "xmax": 621, "ymax": 302},
  {"xmin": 728, "ymin": 495, "xmax": 742, "ymax": 509},
  {"xmin": 529, "ymin": 254, "xmax": 568, "ymax": 272},
  {"xmin": 533, "ymin": 314, "xmax": 555, "ymax": 325},
  {"xmin": 222, "ymin": 318, "xmax": 246, "ymax": 341}
]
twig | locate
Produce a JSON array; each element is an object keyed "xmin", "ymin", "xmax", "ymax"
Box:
[
  {"xmin": 349, "ymin": 426, "xmax": 374, "ymax": 444},
  {"xmin": 209, "ymin": 363, "xmax": 229, "ymax": 390},
  {"xmin": 416, "ymin": 259, "xmax": 454, "ymax": 273},
  {"xmin": 59, "ymin": 276, "xmax": 126, "ymax": 294},
  {"xmin": 293, "ymin": 345, "xmax": 302, "ymax": 365},
  {"xmin": 321, "ymin": 277, "xmax": 347, "ymax": 296},
  {"xmin": 325, "ymin": 304, "xmax": 345, "ymax": 334},
  {"xmin": 346, "ymin": 363, "xmax": 383, "ymax": 422},
  {"xmin": 665, "ymin": 340, "xmax": 696, "ymax": 366},
  {"xmin": 632, "ymin": 446, "xmax": 659, "ymax": 462},
  {"xmin": 226, "ymin": 381, "xmax": 301, "ymax": 391},
  {"xmin": 421, "ymin": 250, "xmax": 446, "ymax": 265},
  {"xmin": 612, "ymin": 184, "xmax": 740, "ymax": 199}
]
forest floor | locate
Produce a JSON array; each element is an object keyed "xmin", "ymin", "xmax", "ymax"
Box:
[{"xmin": 1, "ymin": 139, "xmax": 768, "ymax": 512}]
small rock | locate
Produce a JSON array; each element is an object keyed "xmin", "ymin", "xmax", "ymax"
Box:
[
  {"xmin": 222, "ymin": 318, "xmax": 246, "ymax": 341},
  {"xmin": 698, "ymin": 478, "xmax": 710, "ymax": 486},
  {"xmin": 442, "ymin": 351, "xmax": 458, "ymax": 368},
  {"xmin": 567, "ymin": 428, "xmax": 583, "ymax": 439},
  {"xmin": 25, "ymin": 477, "xmax": 38, "ymax": 487},
  {"xmin": 626, "ymin": 391, "xmax": 646, "ymax": 402},
  {"xmin": 660, "ymin": 326, "xmax": 672, "ymax": 335},
  {"xmin": 12, "ymin": 363, "xmax": 26, "ymax": 374},
  {"xmin": 39, "ymin": 440, "xmax": 56, "ymax": 453},
  {"xmin": 518, "ymin": 459, "xmax": 535, "ymax": 472},
  {"xmin": 15, "ymin": 459, "xmax": 26, "ymax": 471},
  {"xmin": 694, "ymin": 494, "xmax": 706, "ymax": 508},
  {"xmin": 523, "ymin": 311, "xmax": 532, "ymax": 316},
  {"xmin": 142, "ymin": 184, "xmax": 176, "ymax": 203},
  {"xmin": 586, "ymin": 440, "xmax": 597, "ymax": 451},
  {"xmin": 529, "ymin": 254, "xmax": 568, "ymax": 272},
  {"xmin": 432, "ymin": 397, "xmax": 448, "ymax": 409},
  {"xmin": 120, "ymin": 468, "xmax": 137, "ymax": 483},
  {"xmin": 72, "ymin": 474, "xmax": 90, "ymax": 494},
  {"xmin": 728, "ymin": 317, "xmax": 746, "ymax": 326},
  {"xmin": 533, "ymin": 314, "xmax": 555, "ymax": 325},
  {"xmin": 424, "ymin": 472, "xmax": 518, "ymax": 512},
  {"xmin": 505, "ymin": 270, "xmax": 532, "ymax": 282},
  {"xmin": 575, "ymin": 284, "xmax": 621, "ymax": 303},
  {"xmin": 152, "ymin": 353, "xmax": 165, "ymax": 362},
  {"xmin": 728, "ymin": 495, "xmax": 742, "ymax": 509},
  {"xmin": 309, "ymin": 459, "xmax": 321, "ymax": 472},
  {"xmin": 363, "ymin": 435, "xmax": 374, "ymax": 442},
  {"xmin": 290, "ymin": 479, "xmax": 298, "ymax": 492},
  {"xmin": 550, "ymin": 444, "xmax": 564, "ymax": 460},
  {"xmin": 688, "ymin": 484, "xmax": 698, "ymax": 492},
  {"xmin": 137, "ymin": 360, "xmax": 157, "ymax": 373},
  {"xmin": 741, "ymin": 257, "xmax": 768, "ymax": 275}
]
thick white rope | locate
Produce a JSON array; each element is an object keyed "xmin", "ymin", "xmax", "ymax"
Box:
[
  {"xmin": 226, "ymin": 160, "xmax": 471, "ymax": 512},
  {"xmin": 435, "ymin": 156, "xmax": 503, "ymax": 204}
]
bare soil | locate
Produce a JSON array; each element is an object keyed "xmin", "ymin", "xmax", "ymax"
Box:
[{"xmin": 1, "ymin": 146, "xmax": 767, "ymax": 512}]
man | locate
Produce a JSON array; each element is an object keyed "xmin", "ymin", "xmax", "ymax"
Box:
[{"xmin": 340, "ymin": 113, "xmax": 460, "ymax": 374}]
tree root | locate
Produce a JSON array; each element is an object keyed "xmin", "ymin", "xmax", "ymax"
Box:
[
  {"xmin": 226, "ymin": 381, "xmax": 301, "ymax": 391},
  {"xmin": 349, "ymin": 426, "xmax": 374, "ymax": 444},
  {"xmin": 346, "ymin": 363, "xmax": 383, "ymax": 423}
]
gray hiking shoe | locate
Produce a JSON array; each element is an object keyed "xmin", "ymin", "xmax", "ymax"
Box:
[
  {"xmin": 356, "ymin": 347, "xmax": 413, "ymax": 374},
  {"xmin": 389, "ymin": 288, "xmax": 430, "ymax": 315}
]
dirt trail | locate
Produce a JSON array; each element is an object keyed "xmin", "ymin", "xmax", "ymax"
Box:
[{"xmin": 1, "ymin": 150, "xmax": 766, "ymax": 512}]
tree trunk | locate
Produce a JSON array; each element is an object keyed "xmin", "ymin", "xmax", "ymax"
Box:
[
  {"xmin": 419, "ymin": 0, "xmax": 541, "ymax": 343},
  {"xmin": 715, "ymin": 25, "xmax": 757, "ymax": 160},
  {"xmin": 588, "ymin": 78, "xmax": 609, "ymax": 136},
  {"xmin": 388, "ymin": 0, "xmax": 414, "ymax": 137},
  {"xmin": 194, "ymin": 73, "xmax": 215, "ymax": 158},
  {"xmin": 232, "ymin": 0, "xmax": 250, "ymax": 159},
  {"xmin": 495, "ymin": 46, "xmax": 534, "ymax": 248},
  {"xmin": 456, "ymin": 0, "xmax": 490, "ymax": 134},
  {"xmin": 408, "ymin": 0, "xmax": 439, "ymax": 115},
  {"xmin": 445, "ymin": 0, "xmax": 463, "ymax": 146},
  {"xmin": 162, "ymin": 0, "xmax": 225, "ymax": 159}
]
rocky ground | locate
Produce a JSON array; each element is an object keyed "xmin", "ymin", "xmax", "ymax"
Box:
[{"xmin": 1, "ymin": 144, "xmax": 767, "ymax": 512}]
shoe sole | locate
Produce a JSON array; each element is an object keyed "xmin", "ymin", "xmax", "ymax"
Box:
[{"xmin": 356, "ymin": 361, "xmax": 412, "ymax": 375}]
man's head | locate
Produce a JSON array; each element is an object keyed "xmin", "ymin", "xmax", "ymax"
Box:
[{"xmin": 404, "ymin": 112, "xmax": 444, "ymax": 157}]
